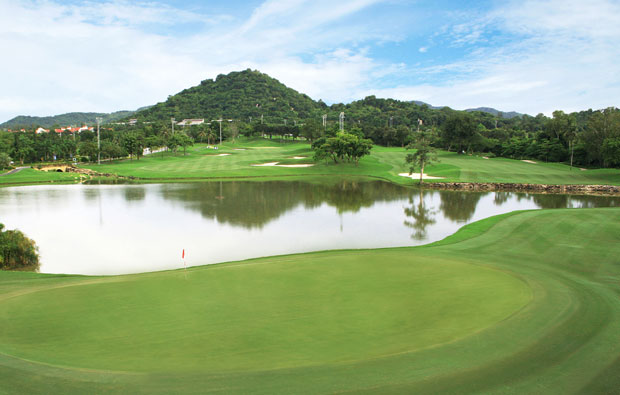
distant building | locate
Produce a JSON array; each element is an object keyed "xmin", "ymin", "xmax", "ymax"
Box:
[
  {"xmin": 177, "ymin": 119, "xmax": 205, "ymax": 126},
  {"xmin": 35, "ymin": 127, "xmax": 50, "ymax": 134},
  {"xmin": 129, "ymin": 119, "xmax": 138, "ymax": 125}
]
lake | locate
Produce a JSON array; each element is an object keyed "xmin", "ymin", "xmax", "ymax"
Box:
[{"xmin": 1, "ymin": 180, "xmax": 618, "ymax": 275}]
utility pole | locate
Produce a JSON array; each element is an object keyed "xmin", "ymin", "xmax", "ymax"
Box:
[
  {"xmin": 96, "ymin": 117, "xmax": 102, "ymax": 165},
  {"xmin": 339, "ymin": 112, "xmax": 344, "ymax": 132},
  {"xmin": 212, "ymin": 118, "xmax": 232, "ymax": 145}
]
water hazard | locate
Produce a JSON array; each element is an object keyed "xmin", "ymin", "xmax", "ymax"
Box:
[{"xmin": 1, "ymin": 180, "xmax": 618, "ymax": 275}]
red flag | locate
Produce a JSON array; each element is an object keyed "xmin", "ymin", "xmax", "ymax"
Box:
[{"xmin": 182, "ymin": 249, "xmax": 185, "ymax": 259}]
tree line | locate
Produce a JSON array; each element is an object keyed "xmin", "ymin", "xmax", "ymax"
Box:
[{"xmin": 2, "ymin": 104, "xmax": 619, "ymax": 170}]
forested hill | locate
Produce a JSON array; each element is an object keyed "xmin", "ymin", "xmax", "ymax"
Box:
[
  {"xmin": 0, "ymin": 110, "xmax": 137, "ymax": 129},
  {"xmin": 135, "ymin": 69, "xmax": 325, "ymax": 123}
]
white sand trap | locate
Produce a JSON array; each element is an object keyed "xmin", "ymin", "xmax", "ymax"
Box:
[
  {"xmin": 522, "ymin": 160, "xmax": 537, "ymax": 164},
  {"xmin": 251, "ymin": 162, "xmax": 314, "ymax": 168},
  {"xmin": 398, "ymin": 172, "xmax": 445, "ymax": 180},
  {"xmin": 291, "ymin": 156, "xmax": 307, "ymax": 159},
  {"xmin": 482, "ymin": 156, "xmax": 490, "ymax": 159},
  {"xmin": 213, "ymin": 153, "xmax": 230, "ymax": 156},
  {"xmin": 254, "ymin": 147, "xmax": 278, "ymax": 149},
  {"xmin": 580, "ymin": 168, "xmax": 587, "ymax": 171},
  {"xmin": 233, "ymin": 148, "xmax": 246, "ymax": 151}
]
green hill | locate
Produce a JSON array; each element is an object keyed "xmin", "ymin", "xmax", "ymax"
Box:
[
  {"xmin": 0, "ymin": 110, "xmax": 139, "ymax": 129},
  {"xmin": 135, "ymin": 69, "xmax": 325, "ymax": 124}
]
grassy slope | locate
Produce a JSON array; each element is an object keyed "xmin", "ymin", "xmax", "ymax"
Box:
[
  {"xmin": 0, "ymin": 168, "xmax": 80, "ymax": 185},
  {"xmin": 3, "ymin": 137, "xmax": 618, "ymax": 186},
  {"xmin": 1, "ymin": 208, "xmax": 619, "ymax": 393}
]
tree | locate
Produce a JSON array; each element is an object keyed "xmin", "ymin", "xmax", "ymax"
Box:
[
  {"xmin": 176, "ymin": 132, "xmax": 194, "ymax": 156},
  {"xmin": 122, "ymin": 133, "xmax": 144, "ymax": 160},
  {"xmin": 441, "ymin": 112, "xmax": 477, "ymax": 153},
  {"xmin": 405, "ymin": 130, "xmax": 439, "ymax": 184},
  {"xmin": 0, "ymin": 223, "xmax": 40, "ymax": 271},
  {"xmin": 77, "ymin": 141, "xmax": 98, "ymax": 162},
  {"xmin": 0, "ymin": 152, "xmax": 11, "ymax": 169},
  {"xmin": 301, "ymin": 119, "xmax": 321, "ymax": 142},
  {"xmin": 311, "ymin": 132, "xmax": 373, "ymax": 165}
]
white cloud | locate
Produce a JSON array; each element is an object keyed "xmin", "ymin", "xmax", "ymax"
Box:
[
  {"xmin": 0, "ymin": 0, "xmax": 388, "ymax": 122},
  {"xmin": 0, "ymin": 0, "xmax": 618, "ymax": 122},
  {"xmin": 369, "ymin": 0, "xmax": 620, "ymax": 115}
]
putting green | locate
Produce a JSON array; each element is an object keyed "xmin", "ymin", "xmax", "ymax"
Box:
[{"xmin": 0, "ymin": 255, "xmax": 529, "ymax": 373}]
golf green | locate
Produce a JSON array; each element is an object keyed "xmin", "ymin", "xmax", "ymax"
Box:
[{"xmin": 0, "ymin": 255, "xmax": 529, "ymax": 373}]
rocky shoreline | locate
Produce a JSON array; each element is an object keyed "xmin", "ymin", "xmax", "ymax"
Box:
[{"xmin": 423, "ymin": 182, "xmax": 620, "ymax": 196}]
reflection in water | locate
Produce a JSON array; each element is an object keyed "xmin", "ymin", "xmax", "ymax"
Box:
[
  {"xmin": 494, "ymin": 192, "xmax": 510, "ymax": 206},
  {"xmin": 404, "ymin": 190, "xmax": 436, "ymax": 240},
  {"xmin": 0, "ymin": 181, "xmax": 619, "ymax": 275},
  {"xmin": 439, "ymin": 191, "xmax": 484, "ymax": 222},
  {"xmin": 159, "ymin": 180, "xmax": 413, "ymax": 229}
]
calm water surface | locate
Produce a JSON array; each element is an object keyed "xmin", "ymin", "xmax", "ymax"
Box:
[{"xmin": 1, "ymin": 180, "xmax": 618, "ymax": 275}]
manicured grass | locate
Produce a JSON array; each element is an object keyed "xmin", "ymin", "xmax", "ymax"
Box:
[
  {"xmin": 2, "ymin": 138, "xmax": 619, "ymax": 186},
  {"xmin": 1, "ymin": 208, "xmax": 620, "ymax": 393},
  {"xmin": 85, "ymin": 138, "xmax": 620, "ymax": 186},
  {"xmin": 0, "ymin": 168, "xmax": 82, "ymax": 185}
]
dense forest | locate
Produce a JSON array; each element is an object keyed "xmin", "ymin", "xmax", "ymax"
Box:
[{"xmin": 1, "ymin": 69, "xmax": 618, "ymax": 169}]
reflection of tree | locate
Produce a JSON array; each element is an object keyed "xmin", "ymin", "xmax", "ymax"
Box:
[
  {"xmin": 531, "ymin": 193, "xmax": 620, "ymax": 209},
  {"xmin": 403, "ymin": 190, "xmax": 436, "ymax": 240},
  {"xmin": 531, "ymin": 194, "xmax": 570, "ymax": 209},
  {"xmin": 159, "ymin": 180, "xmax": 414, "ymax": 229},
  {"xmin": 123, "ymin": 186, "xmax": 146, "ymax": 202},
  {"xmin": 493, "ymin": 192, "xmax": 510, "ymax": 206},
  {"xmin": 439, "ymin": 190, "xmax": 484, "ymax": 222}
]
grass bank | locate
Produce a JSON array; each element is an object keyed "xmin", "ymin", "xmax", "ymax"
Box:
[{"xmin": 1, "ymin": 208, "xmax": 619, "ymax": 393}]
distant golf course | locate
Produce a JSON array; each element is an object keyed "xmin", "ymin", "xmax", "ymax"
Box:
[
  {"xmin": 1, "ymin": 208, "xmax": 620, "ymax": 393},
  {"xmin": 2, "ymin": 137, "xmax": 620, "ymax": 186}
]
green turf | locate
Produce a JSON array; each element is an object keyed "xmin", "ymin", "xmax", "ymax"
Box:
[
  {"xmin": 0, "ymin": 168, "xmax": 82, "ymax": 185},
  {"xmin": 1, "ymin": 208, "xmax": 620, "ymax": 393},
  {"xmin": 86, "ymin": 139, "xmax": 620, "ymax": 185},
  {"xmin": 2, "ymin": 138, "xmax": 619, "ymax": 186}
]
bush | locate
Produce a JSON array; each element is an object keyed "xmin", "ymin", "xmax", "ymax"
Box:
[{"xmin": 0, "ymin": 224, "xmax": 40, "ymax": 271}]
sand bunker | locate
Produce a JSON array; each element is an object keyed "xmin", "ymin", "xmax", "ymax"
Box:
[
  {"xmin": 291, "ymin": 156, "xmax": 307, "ymax": 159},
  {"xmin": 233, "ymin": 148, "xmax": 246, "ymax": 151},
  {"xmin": 522, "ymin": 160, "xmax": 536, "ymax": 164},
  {"xmin": 482, "ymin": 156, "xmax": 490, "ymax": 159},
  {"xmin": 213, "ymin": 153, "xmax": 231, "ymax": 156},
  {"xmin": 254, "ymin": 147, "xmax": 278, "ymax": 149},
  {"xmin": 252, "ymin": 162, "xmax": 314, "ymax": 168},
  {"xmin": 398, "ymin": 172, "xmax": 445, "ymax": 180}
]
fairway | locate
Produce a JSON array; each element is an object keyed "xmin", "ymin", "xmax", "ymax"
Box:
[
  {"xmin": 4, "ymin": 137, "xmax": 620, "ymax": 187},
  {"xmin": 1, "ymin": 208, "xmax": 620, "ymax": 393}
]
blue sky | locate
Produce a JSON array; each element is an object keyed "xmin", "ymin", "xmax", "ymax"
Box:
[{"xmin": 1, "ymin": 0, "xmax": 619, "ymax": 122}]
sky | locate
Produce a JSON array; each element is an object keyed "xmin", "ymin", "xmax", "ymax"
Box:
[{"xmin": 1, "ymin": 0, "xmax": 619, "ymax": 122}]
